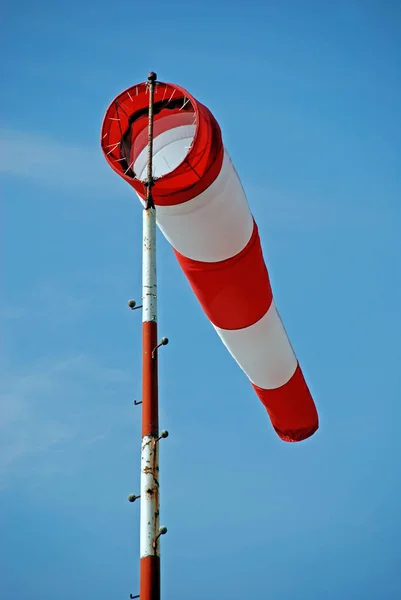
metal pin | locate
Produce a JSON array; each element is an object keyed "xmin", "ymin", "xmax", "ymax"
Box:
[
  {"xmin": 124, "ymin": 160, "xmax": 136, "ymax": 176},
  {"xmin": 167, "ymin": 89, "xmax": 176, "ymax": 103},
  {"xmin": 107, "ymin": 142, "xmax": 120, "ymax": 155},
  {"xmin": 179, "ymin": 98, "xmax": 190, "ymax": 111}
]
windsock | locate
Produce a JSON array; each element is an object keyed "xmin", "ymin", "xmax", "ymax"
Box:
[{"xmin": 101, "ymin": 81, "xmax": 319, "ymax": 442}]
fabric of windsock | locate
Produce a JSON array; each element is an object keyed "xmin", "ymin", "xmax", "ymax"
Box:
[{"xmin": 101, "ymin": 81, "xmax": 319, "ymax": 442}]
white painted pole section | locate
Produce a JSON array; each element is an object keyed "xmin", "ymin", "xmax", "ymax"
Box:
[
  {"xmin": 140, "ymin": 436, "xmax": 160, "ymax": 557},
  {"xmin": 142, "ymin": 207, "xmax": 157, "ymax": 322}
]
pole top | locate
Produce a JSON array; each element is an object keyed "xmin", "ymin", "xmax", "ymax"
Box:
[{"xmin": 148, "ymin": 71, "xmax": 157, "ymax": 82}]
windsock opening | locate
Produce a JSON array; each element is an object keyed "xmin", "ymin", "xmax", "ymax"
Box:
[
  {"xmin": 133, "ymin": 120, "xmax": 196, "ymax": 181},
  {"xmin": 101, "ymin": 82, "xmax": 223, "ymax": 205}
]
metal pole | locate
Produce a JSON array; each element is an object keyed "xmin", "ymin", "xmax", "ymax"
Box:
[{"xmin": 140, "ymin": 71, "xmax": 160, "ymax": 600}]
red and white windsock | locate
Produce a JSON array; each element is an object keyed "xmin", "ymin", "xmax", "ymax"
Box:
[{"xmin": 101, "ymin": 81, "xmax": 319, "ymax": 442}]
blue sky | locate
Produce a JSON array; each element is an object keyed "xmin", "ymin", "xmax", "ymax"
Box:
[{"xmin": 1, "ymin": 1, "xmax": 401, "ymax": 598}]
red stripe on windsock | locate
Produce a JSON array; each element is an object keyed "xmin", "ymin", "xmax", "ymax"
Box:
[
  {"xmin": 252, "ymin": 365, "xmax": 319, "ymax": 442},
  {"xmin": 174, "ymin": 221, "xmax": 273, "ymax": 330}
]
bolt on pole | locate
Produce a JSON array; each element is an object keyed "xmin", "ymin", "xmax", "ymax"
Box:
[{"xmin": 140, "ymin": 71, "xmax": 161, "ymax": 600}]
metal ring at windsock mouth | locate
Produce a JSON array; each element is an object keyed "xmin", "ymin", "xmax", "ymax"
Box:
[{"xmin": 101, "ymin": 81, "xmax": 224, "ymax": 206}]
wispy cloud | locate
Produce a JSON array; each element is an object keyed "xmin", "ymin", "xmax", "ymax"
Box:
[
  {"xmin": 1, "ymin": 278, "xmax": 90, "ymax": 327},
  {"xmin": 27, "ymin": 278, "xmax": 90, "ymax": 322},
  {"xmin": 0, "ymin": 355, "xmax": 136, "ymax": 487},
  {"xmin": 0, "ymin": 127, "xmax": 123, "ymax": 192},
  {"xmin": 247, "ymin": 183, "xmax": 398, "ymax": 235},
  {"xmin": 0, "ymin": 306, "xmax": 26, "ymax": 321}
]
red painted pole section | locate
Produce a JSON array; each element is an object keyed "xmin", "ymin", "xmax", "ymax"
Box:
[
  {"xmin": 140, "ymin": 319, "xmax": 160, "ymax": 599},
  {"xmin": 140, "ymin": 554, "xmax": 160, "ymax": 600},
  {"xmin": 141, "ymin": 321, "xmax": 159, "ymax": 438}
]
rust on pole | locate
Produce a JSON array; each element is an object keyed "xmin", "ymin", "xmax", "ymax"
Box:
[
  {"xmin": 145, "ymin": 70, "xmax": 156, "ymax": 210},
  {"xmin": 140, "ymin": 70, "xmax": 161, "ymax": 600}
]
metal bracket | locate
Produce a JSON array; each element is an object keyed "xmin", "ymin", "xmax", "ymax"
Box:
[
  {"xmin": 153, "ymin": 526, "xmax": 168, "ymax": 550},
  {"xmin": 151, "ymin": 337, "xmax": 169, "ymax": 359},
  {"xmin": 155, "ymin": 430, "xmax": 169, "ymax": 444},
  {"xmin": 134, "ymin": 400, "xmax": 142, "ymax": 406},
  {"xmin": 128, "ymin": 299, "xmax": 142, "ymax": 311},
  {"xmin": 130, "ymin": 594, "xmax": 140, "ymax": 599}
]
